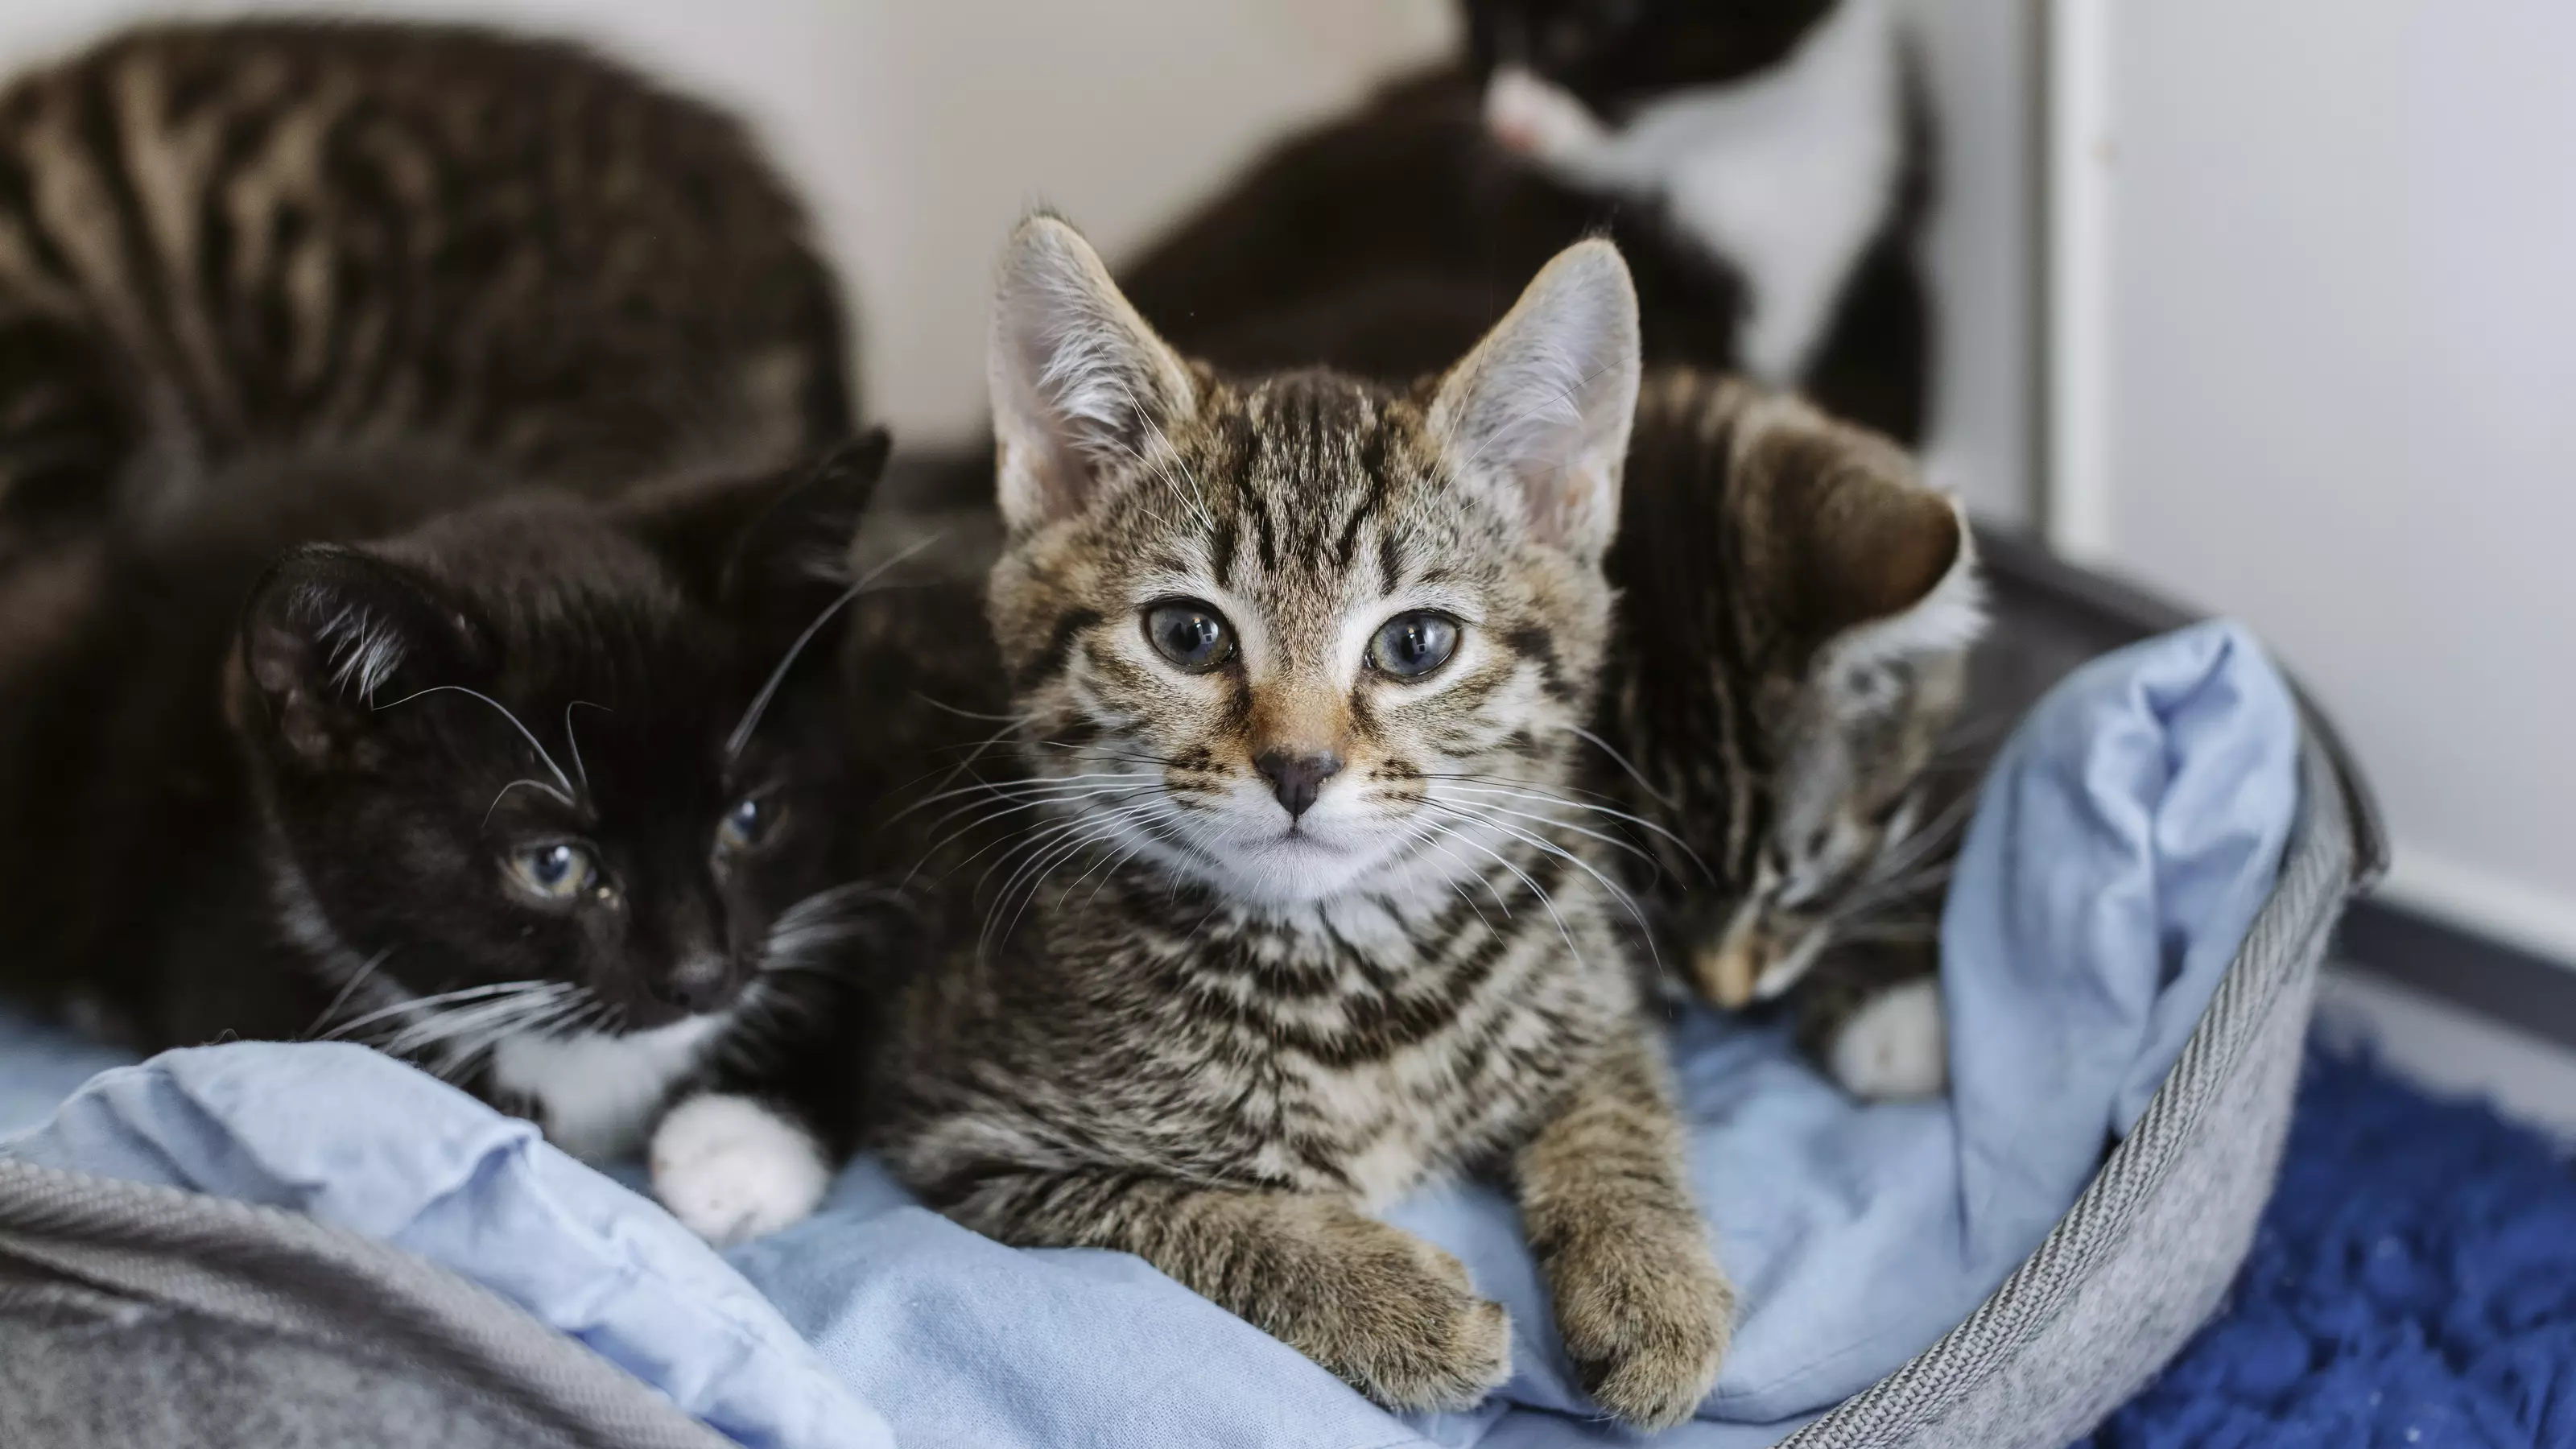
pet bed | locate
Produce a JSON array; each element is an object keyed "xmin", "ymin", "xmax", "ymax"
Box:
[{"xmin": 0, "ymin": 530, "xmax": 2384, "ymax": 1449}]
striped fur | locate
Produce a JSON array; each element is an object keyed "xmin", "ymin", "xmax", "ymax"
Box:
[
  {"xmin": 0, "ymin": 19, "xmax": 846, "ymax": 551},
  {"xmin": 872, "ymin": 222, "xmax": 1729, "ymax": 1426},
  {"xmin": 1596, "ymin": 369, "xmax": 1981, "ymax": 1086}
]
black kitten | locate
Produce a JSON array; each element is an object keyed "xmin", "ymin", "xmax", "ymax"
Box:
[
  {"xmin": 0, "ymin": 437, "xmax": 898, "ymax": 1237},
  {"xmin": 1120, "ymin": 0, "xmax": 1924, "ymax": 443}
]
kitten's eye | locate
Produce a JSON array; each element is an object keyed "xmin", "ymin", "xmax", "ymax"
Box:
[
  {"xmin": 508, "ymin": 842, "xmax": 600, "ymax": 902},
  {"xmin": 1368, "ymin": 611, "xmax": 1461, "ymax": 679},
  {"xmin": 716, "ymin": 795, "xmax": 772, "ymax": 856},
  {"xmin": 1142, "ymin": 600, "xmax": 1236, "ymax": 673}
]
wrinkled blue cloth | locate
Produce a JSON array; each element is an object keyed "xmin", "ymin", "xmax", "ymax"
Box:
[
  {"xmin": 0, "ymin": 621, "xmax": 2300, "ymax": 1448},
  {"xmin": 3, "ymin": 1042, "xmax": 889, "ymax": 1449}
]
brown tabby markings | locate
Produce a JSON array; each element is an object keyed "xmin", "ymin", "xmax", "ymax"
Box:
[
  {"xmin": 873, "ymin": 220, "xmax": 1729, "ymax": 1426},
  {"xmin": 0, "ymin": 20, "xmax": 845, "ymax": 539}
]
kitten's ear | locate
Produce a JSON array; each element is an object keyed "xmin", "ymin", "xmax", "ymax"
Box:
[
  {"xmin": 1740, "ymin": 408, "xmax": 1983, "ymax": 659},
  {"xmin": 989, "ymin": 213, "xmax": 1195, "ymax": 532},
  {"xmin": 1428, "ymin": 238, "xmax": 1641, "ymax": 557},
  {"xmin": 236, "ymin": 545, "xmax": 483, "ymax": 766},
  {"xmin": 624, "ymin": 431, "xmax": 890, "ymax": 620}
]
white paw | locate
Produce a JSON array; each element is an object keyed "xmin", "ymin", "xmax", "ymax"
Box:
[
  {"xmin": 1484, "ymin": 66, "xmax": 1607, "ymax": 162},
  {"xmin": 1827, "ymin": 978, "xmax": 1948, "ymax": 1101},
  {"xmin": 648, "ymin": 1093, "xmax": 831, "ymax": 1246}
]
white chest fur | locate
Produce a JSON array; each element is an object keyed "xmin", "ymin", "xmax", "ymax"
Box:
[
  {"xmin": 1485, "ymin": 0, "xmax": 1904, "ymax": 384},
  {"xmin": 488, "ymin": 1014, "xmax": 724, "ymax": 1163}
]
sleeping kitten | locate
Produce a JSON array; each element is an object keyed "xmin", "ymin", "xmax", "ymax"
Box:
[
  {"xmin": 1121, "ymin": 0, "xmax": 1923, "ymax": 443},
  {"xmin": 0, "ymin": 19, "xmax": 847, "ymax": 557},
  {"xmin": 1597, "ymin": 370, "xmax": 1983, "ymax": 1099},
  {"xmin": 873, "ymin": 218, "xmax": 1728, "ymax": 1427},
  {"xmin": 0, "ymin": 437, "xmax": 895, "ymax": 1241}
]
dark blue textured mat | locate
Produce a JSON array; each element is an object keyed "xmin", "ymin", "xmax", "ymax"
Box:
[{"xmin": 2087, "ymin": 1048, "xmax": 2576, "ymax": 1449}]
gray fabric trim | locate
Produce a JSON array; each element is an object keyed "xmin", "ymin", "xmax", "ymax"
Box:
[
  {"xmin": 0, "ymin": 1155, "xmax": 729, "ymax": 1449},
  {"xmin": 1784, "ymin": 732, "xmax": 2357, "ymax": 1449}
]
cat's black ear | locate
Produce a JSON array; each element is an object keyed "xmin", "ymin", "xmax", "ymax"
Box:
[
  {"xmin": 989, "ymin": 213, "xmax": 1196, "ymax": 532},
  {"xmin": 1429, "ymin": 238, "xmax": 1641, "ymax": 559},
  {"xmin": 1739, "ymin": 404, "xmax": 1983, "ymax": 658},
  {"xmin": 624, "ymin": 431, "xmax": 890, "ymax": 621},
  {"xmin": 237, "ymin": 545, "xmax": 484, "ymax": 766}
]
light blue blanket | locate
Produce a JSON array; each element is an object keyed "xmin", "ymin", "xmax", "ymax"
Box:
[{"xmin": 0, "ymin": 621, "xmax": 2301, "ymax": 1448}]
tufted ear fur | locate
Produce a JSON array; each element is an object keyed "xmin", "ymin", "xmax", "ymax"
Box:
[
  {"xmin": 1427, "ymin": 238, "xmax": 1641, "ymax": 558},
  {"xmin": 237, "ymin": 545, "xmax": 485, "ymax": 768},
  {"xmin": 988, "ymin": 214, "xmax": 1197, "ymax": 533}
]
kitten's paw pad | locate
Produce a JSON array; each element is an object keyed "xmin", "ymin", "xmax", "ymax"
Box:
[
  {"xmin": 1308, "ymin": 1231, "xmax": 1514, "ymax": 1413},
  {"xmin": 1554, "ymin": 1229, "xmax": 1733, "ymax": 1430},
  {"xmin": 648, "ymin": 1093, "xmax": 829, "ymax": 1246},
  {"xmin": 1483, "ymin": 66, "xmax": 1605, "ymax": 161},
  {"xmin": 1827, "ymin": 977, "xmax": 1948, "ymax": 1101}
]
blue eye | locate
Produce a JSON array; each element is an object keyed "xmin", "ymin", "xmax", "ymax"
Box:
[
  {"xmin": 509, "ymin": 842, "xmax": 600, "ymax": 901},
  {"xmin": 1143, "ymin": 600, "xmax": 1235, "ymax": 673},
  {"xmin": 1368, "ymin": 611, "xmax": 1461, "ymax": 679},
  {"xmin": 716, "ymin": 795, "xmax": 770, "ymax": 855}
]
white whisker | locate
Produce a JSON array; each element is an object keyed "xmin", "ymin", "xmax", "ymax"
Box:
[{"xmin": 372, "ymin": 685, "xmax": 578, "ymax": 802}]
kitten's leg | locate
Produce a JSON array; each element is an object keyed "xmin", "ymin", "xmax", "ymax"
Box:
[
  {"xmin": 1515, "ymin": 1031, "xmax": 1732, "ymax": 1430},
  {"xmin": 648, "ymin": 1092, "xmax": 833, "ymax": 1246},
  {"xmin": 949, "ymin": 1170, "xmax": 1513, "ymax": 1412}
]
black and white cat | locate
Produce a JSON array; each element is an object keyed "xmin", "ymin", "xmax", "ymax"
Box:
[
  {"xmin": 1473, "ymin": 0, "xmax": 1906, "ymax": 387},
  {"xmin": 0, "ymin": 437, "xmax": 906, "ymax": 1241},
  {"xmin": 1121, "ymin": 0, "xmax": 1924, "ymax": 443}
]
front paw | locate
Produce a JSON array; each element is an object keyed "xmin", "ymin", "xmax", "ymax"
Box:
[
  {"xmin": 1299, "ymin": 1216, "xmax": 1516, "ymax": 1414},
  {"xmin": 648, "ymin": 1092, "xmax": 830, "ymax": 1246},
  {"xmin": 1827, "ymin": 976, "xmax": 1948, "ymax": 1101},
  {"xmin": 1549, "ymin": 1221, "xmax": 1733, "ymax": 1430}
]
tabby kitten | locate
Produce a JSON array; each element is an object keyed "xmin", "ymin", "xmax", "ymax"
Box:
[
  {"xmin": 1597, "ymin": 369, "xmax": 1983, "ymax": 1099},
  {"xmin": 0, "ymin": 19, "xmax": 847, "ymax": 555},
  {"xmin": 0, "ymin": 437, "xmax": 895, "ymax": 1241},
  {"xmin": 873, "ymin": 219, "xmax": 1728, "ymax": 1427}
]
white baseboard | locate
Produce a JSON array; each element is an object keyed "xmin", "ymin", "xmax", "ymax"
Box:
[{"xmin": 2376, "ymin": 848, "xmax": 2576, "ymax": 975}]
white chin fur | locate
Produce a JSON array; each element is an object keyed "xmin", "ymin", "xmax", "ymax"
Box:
[
  {"xmin": 649, "ymin": 1092, "xmax": 832, "ymax": 1246},
  {"xmin": 1483, "ymin": 0, "xmax": 1903, "ymax": 385},
  {"xmin": 1827, "ymin": 976, "xmax": 1948, "ymax": 1101}
]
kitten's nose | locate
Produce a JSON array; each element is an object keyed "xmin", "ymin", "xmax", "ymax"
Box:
[
  {"xmin": 658, "ymin": 953, "xmax": 734, "ymax": 1013},
  {"xmin": 1254, "ymin": 749, "xmax": 1343, "ymax": 821}
]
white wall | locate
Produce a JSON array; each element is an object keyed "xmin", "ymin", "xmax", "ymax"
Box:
[
  {"xmin": 1900, "ymin": 0, "xmax": 2037, "ymax": 526},
  {"xmin": 2074, "ymin": 0, "xmax": 2576, "ymax": 964}
]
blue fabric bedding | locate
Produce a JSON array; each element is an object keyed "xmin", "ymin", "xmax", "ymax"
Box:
[{"xmin": 0, "ymin": 621, "xmax": 2301, "ymax": 1448}]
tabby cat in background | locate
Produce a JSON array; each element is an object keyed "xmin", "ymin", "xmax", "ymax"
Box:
[
  {"xmin": 0, "ymin": 20, "xmax": 886, "ymax": 1244},
  {"xmin": 1122, "ymin": 0, "xmax": 1925, "ymax": 444},
  {"xmin": 1600, "ymin": 370, "xmax": 1983, "ymax": 1100},
  {"xmin": 873, "ymin": 217, "xmax": 1729, "ymax": 1427},
  {"xmin": 0, "ymin": 21, "xmax": 846, "ymax": 558}
]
